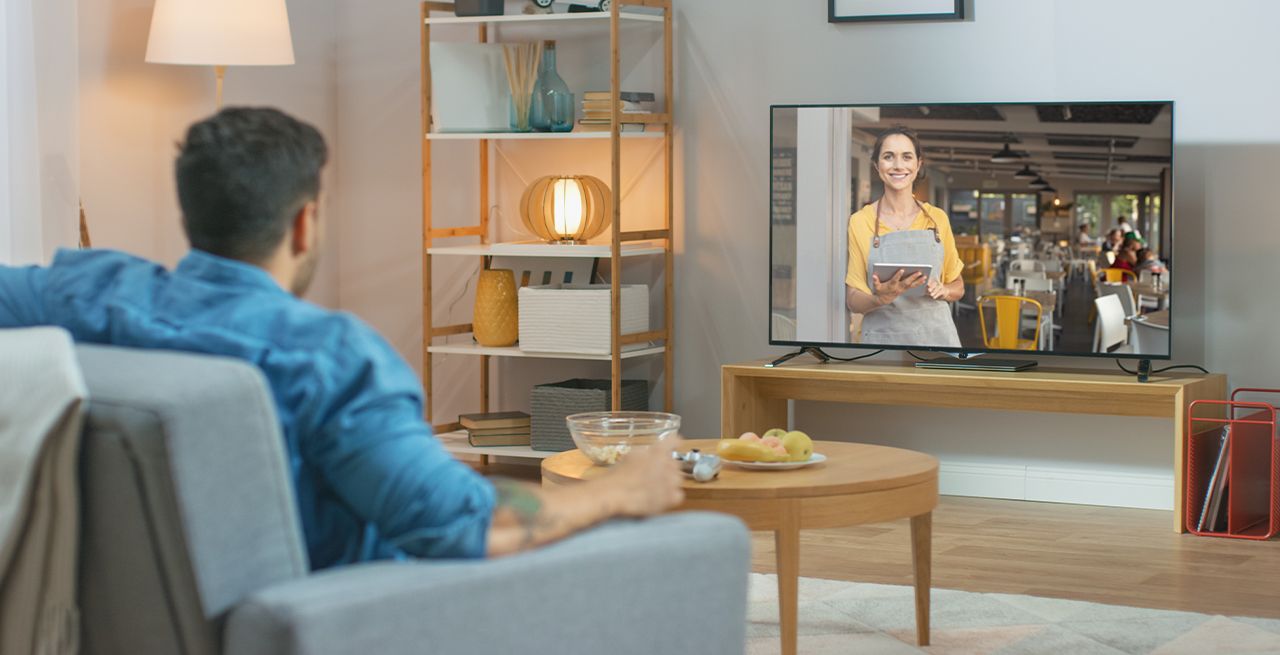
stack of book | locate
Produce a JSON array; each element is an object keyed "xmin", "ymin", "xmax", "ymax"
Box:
[
  {"xmin": 459, "ymin": 411, "xmax": 531, "ymax": 447},
  {"xmin": 577, "ymin": 91, "xmax": 655, "ymax": 132}
]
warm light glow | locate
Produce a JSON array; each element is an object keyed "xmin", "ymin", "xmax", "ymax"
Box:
[
  {"xmin": 146, "ymin": 0, "xmax": 295, "ymax": 66},
  {"xmin": 1053, "ymin": 198, "xmax": 1061, "ymax": 206},
  {"xmin": 520, "ymin": 174, "xmax": 611, "ymax": 243},
  {"xmin": 552, "ymin": 178, "xmax": 584, "ymax": 237}
]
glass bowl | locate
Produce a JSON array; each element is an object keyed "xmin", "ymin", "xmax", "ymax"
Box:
[{"xmin": 565, "ymin": 411, "xmax": 681, "ymax": 466}]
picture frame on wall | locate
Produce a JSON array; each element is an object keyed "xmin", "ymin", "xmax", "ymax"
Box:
[{"xmin": 829, "ymin": 0, "xmax": 964, "ymax": 23}]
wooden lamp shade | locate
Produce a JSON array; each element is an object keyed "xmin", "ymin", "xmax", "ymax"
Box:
[{"xmin": 519, "ymin": 175, "xmax": 612, "ymax": 243}]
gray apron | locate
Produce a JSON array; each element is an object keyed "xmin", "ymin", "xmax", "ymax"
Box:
[{"xmin": 862, "ymin": 203, "xmax": 962, "ymax": 348}]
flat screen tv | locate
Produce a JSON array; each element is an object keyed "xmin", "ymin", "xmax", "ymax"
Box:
[{"xmin": 769, "ymin": 101, "xmax": 1173, "ymax": 361}]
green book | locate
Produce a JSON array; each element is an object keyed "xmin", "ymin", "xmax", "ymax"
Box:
[
  {"xmin": 467, "ymin": 432, "xmax": 532, "ymax": 447},
  {"xmin": 466, "ymin": 425, "xmax": 532, "ymax": 437}
]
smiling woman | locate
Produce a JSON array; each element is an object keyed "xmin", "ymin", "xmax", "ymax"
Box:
[{"xmin": 843, "ymin": 127, "xmax": 964, "ymax": 347}]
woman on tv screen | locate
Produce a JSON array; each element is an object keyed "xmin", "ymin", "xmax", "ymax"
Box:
[{"xmin": 844, "ymin": 128, "xmax": 964, "ymax": 347}]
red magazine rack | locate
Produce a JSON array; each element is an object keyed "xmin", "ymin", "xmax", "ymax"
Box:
[{"xmin": 1185, "ymin": 388, "xmax": 1280, "ymax": 539}]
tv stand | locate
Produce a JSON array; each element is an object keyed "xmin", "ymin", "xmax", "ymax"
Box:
[
  {"xmin": 722, "ymin": 358, "xmax": 1226, "ymax": 532},
  {"xmin": 765, "ymin": 347, "xmax": 831, "ymax": 368}
]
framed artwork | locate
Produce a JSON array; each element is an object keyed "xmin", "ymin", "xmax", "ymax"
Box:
[{"xmin": 829, "ymin": 0, "xmax": 964, "ymax": 23}]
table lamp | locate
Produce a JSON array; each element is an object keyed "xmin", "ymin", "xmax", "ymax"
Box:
[
  {"xmin": 519, "ymin": 175, "xmax": 612, "ymax": 243},
  {"xmin": 145, "ymin": 0, "xmax": 295, "ymax": 108}
]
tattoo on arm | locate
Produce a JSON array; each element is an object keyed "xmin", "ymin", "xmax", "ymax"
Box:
[{"xmin": 491, "ymin": 477, "xmax": 550, "ymax": 548}]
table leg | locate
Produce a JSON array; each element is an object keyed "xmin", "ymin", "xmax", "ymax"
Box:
[
  {"xmin": 776, "ymin": 501, "xmax": 801, "ymax": 655},
  {"xmin": 911, "ymin": 512, "xmax": 932, "ymax": 646}
]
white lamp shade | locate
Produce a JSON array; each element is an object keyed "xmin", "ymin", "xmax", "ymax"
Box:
[{"xmin": 146, "ymin": 0, "xmax": 295, "ymax": 66}]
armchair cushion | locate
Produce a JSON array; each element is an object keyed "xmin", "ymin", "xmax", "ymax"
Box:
[
  {"xmin": 77, "ymin": 345, "xmax": 308, "ymax": 655},
  {"xmin": 225, "ymin": 512, "xmax": 749, "ymax": 655}
]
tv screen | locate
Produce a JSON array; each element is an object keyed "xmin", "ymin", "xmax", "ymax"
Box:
[{"xmin": 770, "ymin": 102, "xmax": 1173, "ymax": 359}]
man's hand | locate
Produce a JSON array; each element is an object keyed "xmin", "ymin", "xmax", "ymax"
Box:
[
  {"xmin": 485, "ymin": 437, "xmax": 687, "ymax": 557},
  {"xmin": 599, "ymin": 437, "xmax": 686, "ymax": 517}
]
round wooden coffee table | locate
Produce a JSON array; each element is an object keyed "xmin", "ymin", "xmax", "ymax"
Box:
[{"xmin": 541, "ymin": 439, "xmax": 939, "ymax": 655}]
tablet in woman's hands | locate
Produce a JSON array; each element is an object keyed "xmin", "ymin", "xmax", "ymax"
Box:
[{"xmin": 873, "ymin": 263, "xmax": 933, "ymax": 297}]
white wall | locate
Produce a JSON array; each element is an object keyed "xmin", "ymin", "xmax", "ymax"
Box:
[
  {"xmin": 78, "ymin": 0, "xmax": 341, "ymax": 306},
  {"xmin": 3, "ymin": 0, "xmax": 79, "ymax": 264},
  {"xmin": 673, "ymin": 0, "xmax": 1280, "ymax": 508}
]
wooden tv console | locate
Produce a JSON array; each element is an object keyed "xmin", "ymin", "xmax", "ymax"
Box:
[{"xmin": 722, "ymin": 358, "xmax": 1226, "ymax": 532}]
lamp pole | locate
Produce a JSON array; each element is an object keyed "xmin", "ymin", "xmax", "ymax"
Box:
[{"xmin": 215, "ymin": 65, "xmax": 227, "ymax": 109}]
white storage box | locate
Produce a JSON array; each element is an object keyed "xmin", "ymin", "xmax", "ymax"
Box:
[{"xmin": 518, "ymin": 284, "xmax": 649, "ymax": 354}]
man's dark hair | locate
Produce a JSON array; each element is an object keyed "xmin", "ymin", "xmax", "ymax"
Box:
[{"xmin": 176, "ymin": 107, "xmax": 328, "ymax": 263}]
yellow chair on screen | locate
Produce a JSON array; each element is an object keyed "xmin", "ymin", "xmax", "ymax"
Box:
[
  {"xmin": 978, "ymin": 294, "xmax": 1043, "ymax": 350},
  {"xmin": 954, "ymin": 243, "xmax": 992, "ymax": 315},
  {"xmin": 1100, "ymin": 267, "xmax": 1137, "ymax": 283}
]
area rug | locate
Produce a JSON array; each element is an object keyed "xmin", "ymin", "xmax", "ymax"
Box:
[{"xmin": 747, "ymin": 573, "xmax": 1280, "ymax": 654}]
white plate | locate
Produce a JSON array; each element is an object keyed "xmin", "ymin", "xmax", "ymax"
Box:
[{"xmin": 723, "ymin": 453, "xmax": 827, "ymax": 471}]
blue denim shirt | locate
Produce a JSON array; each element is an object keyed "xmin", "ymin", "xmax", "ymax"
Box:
[{"xmin": 0, "ymin": 249, "xmax": 496, "ymax": 569}]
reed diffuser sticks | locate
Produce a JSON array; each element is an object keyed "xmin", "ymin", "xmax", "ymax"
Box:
[{"xmin": 502, "ymin": 41, "xmax": 543, "ymax": 132}]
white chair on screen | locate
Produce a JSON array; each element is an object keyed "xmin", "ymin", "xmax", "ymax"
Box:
[
  {"xmin": 1093, "ymin": 294, "xmax": 1133, "ymax": 353},
  {"xmin": 1097, "ymin": 282, "xmax": 1138, "ymax": 319},
  {"xmin": 1129, "ymin": 317, "xmax": 1170, "ymax": 356}
]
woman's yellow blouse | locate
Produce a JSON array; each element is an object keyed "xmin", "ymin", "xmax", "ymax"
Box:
[{"xmin": 844, "ymin": 202, "xmax": 964, "ymax": 295}]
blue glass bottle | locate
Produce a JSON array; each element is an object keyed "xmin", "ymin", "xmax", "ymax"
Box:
[
  {"xmin": 531, "ymin": 41, "xmax": 574, "ymax": 132},
  {"xmin": 529, "ymin": 41, "xmax": 550, "ymax": 131}
]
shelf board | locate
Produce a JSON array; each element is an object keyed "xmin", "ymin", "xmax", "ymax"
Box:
[
  {"xmin": 429, "ymin": 343, "xmax": 665, "ymax": 360},
  {"xmin": 426, "ymin": 130, "xmax": 663, "ymax": 140},
  {"xmin": 427, "ymin": 241, "xmax": 665, "ymax": 257},
  {"xmin": 425, "ymin": 11, "xmax": 662, "ymax": 27},
  {"xmin": 437, "ymin": 429, "xmax": 557, "ymax": 460}
]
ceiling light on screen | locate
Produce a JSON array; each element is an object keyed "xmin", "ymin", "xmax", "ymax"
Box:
[
  {"xmin": 990, "ymin": 142, "xmax": 1022, "ymax": 164},
  {"xmin": 1013, "ymin": 165, "xmax": 1037, "ymax": 180}
]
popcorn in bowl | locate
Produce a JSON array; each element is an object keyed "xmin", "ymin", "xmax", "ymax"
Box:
[{"xmin": 565, "ymin": 411, "xmax": 680, "ymax": 466}]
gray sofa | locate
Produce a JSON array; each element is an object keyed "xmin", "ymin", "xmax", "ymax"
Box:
[{"xmin": 74, "ymin": 344, "xmax": 750, "ymax": 655}]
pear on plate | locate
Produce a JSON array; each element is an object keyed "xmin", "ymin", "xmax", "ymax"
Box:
[
  {"xmin": 762, "ymin": 428, "xmax": 788, "ymax": 440},
  {"xmin": 782, "ymin": 430, "xmax": 813, "ymax": 462}
]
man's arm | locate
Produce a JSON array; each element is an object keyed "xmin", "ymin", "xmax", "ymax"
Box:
[
  {"xmin": 485, "ymin": 438, "xmax": 685, "ymax": 557},
  {"xmin": 309, "ymin": 320, "xmax": 685, "ymax": 561},
  {"xmin": 0, "ymin": 265, "xmax": 48, "ymax": 327}
]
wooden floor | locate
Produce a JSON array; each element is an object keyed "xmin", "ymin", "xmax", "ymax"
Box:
[{"xmin": 749, "ymin": 496, "xmax": 1280, "ymax": 619}]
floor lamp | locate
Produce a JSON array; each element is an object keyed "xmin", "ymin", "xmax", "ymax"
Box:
[{"xmin": 145, "ymin": 0, "xmax": 295, "ymax": 109}]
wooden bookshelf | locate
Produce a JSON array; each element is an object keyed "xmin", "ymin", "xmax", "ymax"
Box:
[{"xmin": 421, "ymin": 1, "xmax": 676, "ymax": 437}]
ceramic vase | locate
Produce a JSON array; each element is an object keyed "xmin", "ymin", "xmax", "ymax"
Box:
[{"xmin": 473, "ymin": 269, "xmax": 519, "ymax": 347}]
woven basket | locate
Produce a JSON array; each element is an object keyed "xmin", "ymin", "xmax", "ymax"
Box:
[{"xmin": 530, "ymin": 378, "xmax": 649, "ymax": 452}]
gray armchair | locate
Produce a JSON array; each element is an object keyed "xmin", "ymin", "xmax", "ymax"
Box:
[{"xmin": 74, "ymin": 344, "xmax": 750, "ymax": 655}]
